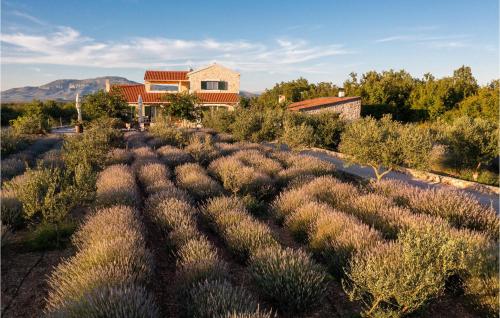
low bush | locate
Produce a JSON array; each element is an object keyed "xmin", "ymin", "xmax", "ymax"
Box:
[
  {"xmin": 271, "ymin": 188, "xmax": 314, "ymax": 222},
  {"xmin": 105, "ymin": 148, "xmax": 133, "ymax": 165},
  {"xmin": 300, "ymin": 176, "xmax": 358, "ymax": 209},
  {"xmin": 39, "ymin": 149, "xmax": 65, "ymax": 169},
  {"xmin": 276, "ymin": 154, "xmax": 335, "ymax": 186},
  {"xmin": 1, "ymin": 128, "xmax": 29, "ymax": 157},
  {"xmin": 137, "ymin": 163, "xmax": 172, "ymax": 194},
  {"xmin": 188, "ymin": 279, "xmax": 262, "ymax": 318},
  {"xmin": 1, "ymin": 174, "xmax": 29, "ymax": 228},
  {"xmin": 208, "ymin": 156, "xmax": 273, "ymax": 197},
  {"xmin": 202, "ymin": 108, "xmax": 236, "ymax": 133},
  {"xmin": 308, "ymin": 205, "xmax": 383, "ymax": 276},
  {"xmin": 215, "ymin": 133, "xmax": 235, "ymax": 143},
  {"xmin": 224, "ymin": 220, "xmax": 278, "ymax": 261},
  {"xmin": 26, "ymin": 222, "xmax": 76, "ymax": 251},
  {"xmin": 148, "ymin": 124, "xmax": 188, "ymax": 147},
  {"xmin": 372, "ymin": 179, "xmax": 499, "ymax": 239},
  {"xmin": 284, "ymin": 201, "xmax": 329, "ymax": 242},
  {"xmin": 46, "ymin": 205, "xmax": 154, "ymax": 313},
  {"xmin": 157, "ymin": 145, "xmax": 194, "ymax": 168},
  {"xmin": 232, "ymin": 150, "xmax": 283, "ymax": 176},
  {"xmin": 48, "ymin": 284, "xmax": 160, "ymax": 318},
  {"xmin": 1, "ymin": 158, "xmax": 26, "ymax": 181},
  {"xmin": 185, "ymin": 134, "xmax": 221, "ymax": 166},
  {"xmin": 177, "ymin": 237, "xmax": 228, "ymax": 287},
  {"xmin": 280, "ymin": 121, "xmax": 316, "ymax": 150},
  {"xmin": 175, "ymin": 163, "xmax": 223, "ymax": 201},
  {"xmin": 249, "ymin": 246, "xmax": 328, "ymax": 313},
  {"xmin": 96, "ymin": 164, "xmax": 139, "ymax": 208},
  {"xmin": 344, "ymin": 223, "xmax": 497, "ymax": 317}
]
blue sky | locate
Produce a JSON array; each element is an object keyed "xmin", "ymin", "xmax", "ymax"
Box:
[{"xmin": 1, "ymin": 0, "xmax": 498, "ymax": 92}]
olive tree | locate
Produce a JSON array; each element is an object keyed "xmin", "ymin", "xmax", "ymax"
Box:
[
  {"xmin": 339, "ymin": 115, "xmax": 433, "ymax": 181},
  {"xmin": 444, "ymin": 117, "xmax": 498, "ymax": 178},
  {"xmin": 162, "ymin": 92, "xmax": 200, "ymax": 121}
]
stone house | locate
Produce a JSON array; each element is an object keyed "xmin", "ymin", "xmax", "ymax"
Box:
[
  {"xmin": 288, "ymin": 95, "xmax": 361, "ymax": 120},
  {"xmin": 108, "ymin": 63, "xmax": 240, "ymax": 122}
]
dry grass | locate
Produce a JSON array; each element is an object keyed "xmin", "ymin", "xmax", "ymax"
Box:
[
  {"xmin": 96, "ymin": 164, "xmax": 140, "ymax": 208},
  {"xmin": 175, "ymin": 163, "xmax": 223, "ymax": 201}
]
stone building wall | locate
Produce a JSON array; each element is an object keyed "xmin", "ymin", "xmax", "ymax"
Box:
[
  {"xmin": 301, "ymin": 99, "xmax": 361, "ymax": 120},
  {"xmin": 188, "ymin": 64, "xmax": 240, "ymax": 93}
]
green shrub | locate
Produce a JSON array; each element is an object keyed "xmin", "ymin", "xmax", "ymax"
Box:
[
  {"xmin": 175, "ymin": 163, "xmax": 223, "ymax": 201},
  {"xmin": 1, "ymin": 128, "xmax": 29, "ymax": 157},
  {"xmin": 202, "ymin": 109, "xmax": 236, "ymax": 133},
  {"xmin": 11, "ymin": 110, "xmax": 50, "ymax": 134},
  {"xmin": 280, "ymin": 121, "xmax": 315, "ymax": 150},
  {"xmin": 188, "ymin": 279, "xmax": 261, "ymax": 318},
  {"xmin": 249, "ymin": 246, "xmax": 328, "ymax": 313},
  {"xmin": 149, "ymin": 124, "xmax": 188, "ymax": 147},
  {"xmin": 344, "ymin": 223, "xmax": 496, "ymax": 317},
  {"xmin": 1, "ymin": 174, "xmax": 28, "ymax": 228},
  {"xmin": 26, "ymin": 222, "xmax": 76, "ymax": 251},
  {"xmin": 48, "ymin": 284, "xmax": 160, "ymax": 318},
  {"xmin": 230, "ymin": 109, "xmax": 263, "ymax": 142}
]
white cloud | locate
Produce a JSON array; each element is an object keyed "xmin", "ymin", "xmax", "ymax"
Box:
[{"xmin": 1, "ymin": 25, "xmax": 351, "ymax": 74}]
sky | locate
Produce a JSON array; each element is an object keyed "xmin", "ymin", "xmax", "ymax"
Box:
[{"xmin": 1, "ymin": 0, "xmax": 498, "ymax": 92}]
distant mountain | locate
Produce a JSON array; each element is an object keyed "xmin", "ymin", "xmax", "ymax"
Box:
[
  {"xmin": 239, "ymin": 90, "xmax": 260, "ymax": 98},
  {"xmin": 1, "ymin": 77, "xmax": 138, "ymax": 103}
]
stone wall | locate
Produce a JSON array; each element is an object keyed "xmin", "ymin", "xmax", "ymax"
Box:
[
  {"xmin": 188, "ymin": 64, "xmax": 240, "ymax": 93},
  {"xmin": 301, "ymin": 99, "xmax": 361, "ymax": 120}
]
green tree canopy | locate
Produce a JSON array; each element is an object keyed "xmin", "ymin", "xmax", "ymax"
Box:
[
  {"xmin": 162, "ymin": 92, "xmax": 200, "ymax": 121},
  {"xmin": 82, "ymin": 88, "xmax": 129, "ymax": 121},
  {"xmin": 339, "ymin": 115, "xmax": 433, "ymax": 181}
]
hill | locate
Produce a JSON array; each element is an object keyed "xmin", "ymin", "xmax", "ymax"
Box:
[{"xmin": 1, "ymin": 77, "xmax": 138, "ymax": 103}]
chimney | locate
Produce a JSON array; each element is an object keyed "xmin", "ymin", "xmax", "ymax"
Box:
[
  {"xmin": 338, "ymin": 89, "xmax": 345, "ymax": 98},
  {"xmin": 278, "ymin": 95, "xmax": 286, "ymax": 103},
  {"xmin": 105, "ymin": 79, "xmax": 110, "ymax": 92}
]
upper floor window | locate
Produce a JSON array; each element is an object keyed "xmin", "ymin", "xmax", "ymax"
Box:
[
  {"xmin": 201, "ymin": 81, "xmax": 228, "ymax": 90},
  {"xmin": 150, "ymin": 84, "xmax": 178, "ymax": 92}
]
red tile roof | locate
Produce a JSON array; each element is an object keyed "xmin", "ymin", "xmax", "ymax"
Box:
[
  {"xmin": 144, "ymin": 70, "xmax": 189, "ymax": 81},
  {"xmin": 197, "ymin": 92, "xmax": 240, "ymax": 104},
  {"xmin": 114, "ymin": 84, "xmax": 239, "ymax": 105},
  {"xmin": 288, "ymin": 96, "xmax": 360, "ymax": 111}
]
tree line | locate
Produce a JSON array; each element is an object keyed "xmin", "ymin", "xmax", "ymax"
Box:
[{"xmin": 241, "ymin": 65, "xmax": 498, "ymax": 123}]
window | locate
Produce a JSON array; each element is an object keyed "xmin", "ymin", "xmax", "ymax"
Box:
[
  {"xmin": 201, "ymin": 81, "xmax": 228, "ymax": 90},
  {"xmin": 150, "ymin": 84, "xmax": 179, "ymax": 92}
]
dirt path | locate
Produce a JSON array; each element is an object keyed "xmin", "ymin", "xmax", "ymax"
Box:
[{"xmin": 1, "ymin": 248, "xmax": 73, "ymax": 317}]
